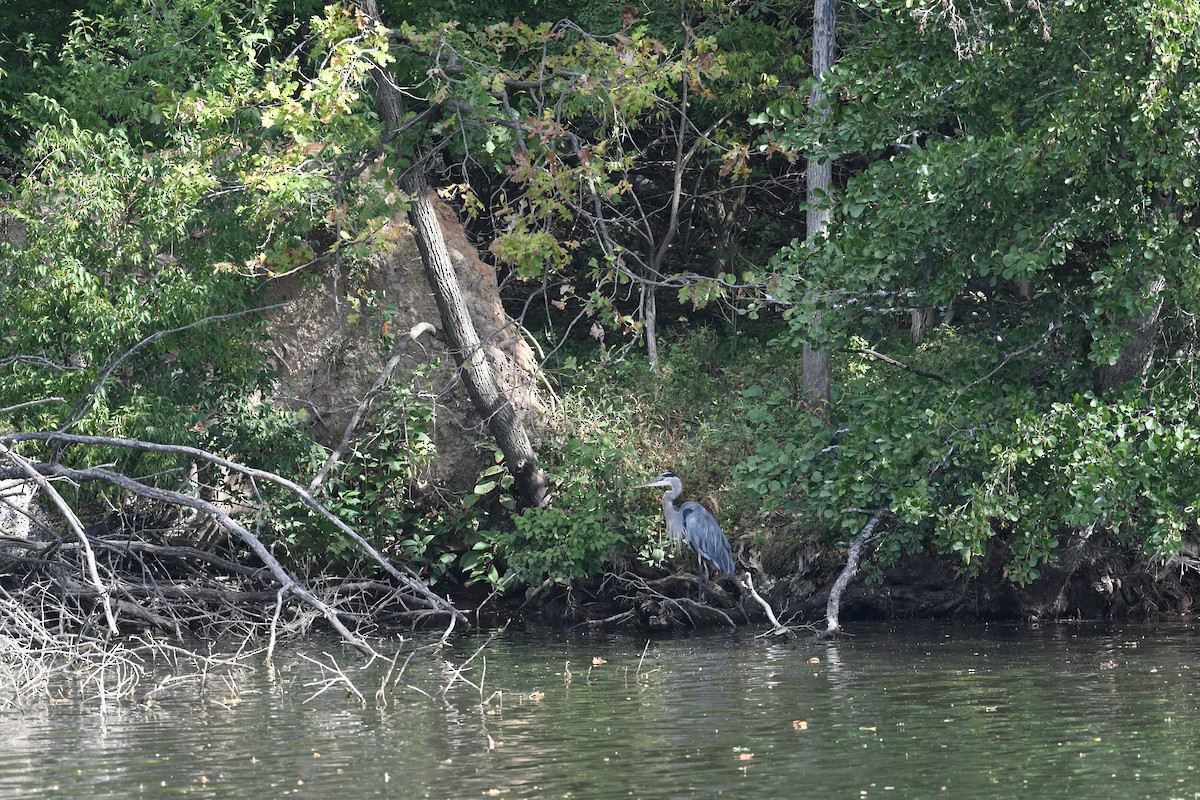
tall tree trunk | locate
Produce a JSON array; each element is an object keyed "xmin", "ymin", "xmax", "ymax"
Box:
[
  {"xmin": 910, "ymin": 307, "xmax": 936, "ymax": 344},
  {"xmin": 803, "ymin": 0, "xmax": 837, "ymax": 413},
  {"xmin": 644, "ymin": 286, "xmax": 660, "ymax": 374},
  {"xmin": 403, "ymin": 173, "xmax": 550, "ymax": 507},
  {"xmin": 357, "ymin": 0, "xmax": 549, "ymax": 508},
  {"xmin": 1093, "ymin": 274, "xmax": 1166, "ymax": 393}
]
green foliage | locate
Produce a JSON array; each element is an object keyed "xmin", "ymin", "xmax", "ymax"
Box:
[
  {"xmin": 375, "ymin": 3, "xmax": 758, "ymax": 339},
  {"xmin": 737, "ymin": 0, "xmax": 1200, "ymax": 584},
  {"xmin": 766, "ymin": 0, "xmax": 1200, "ymax": 350},
  {"xmin": 458, "ymin": 329, "xmax": 782, "ymax": 594},
  {"xmin": 1, "ymin": 0, "xmax": 396, "ymax": 442},
  {"xmin": 477, "ymin": 327, "xmax": 810, "ymax": 591},
  {"xmin": 5, "ymin": 0, "xmax": 1197, "ymax": 602},
  {"xmin": 0, "ymin": 1, "xmax": 411, "ymax": 566},
  {"xmin": 481, "ymin": 435, "xmax": 661, "ymax": 589},
  {"xmin": 953, "ymin": 393, "xmax": 1200, "ymax": 584},
  {"xmin": 279, "ymin": 367, "xmax": 444, "ymax": 571},
  {"xmin": 733, "ymin": 318, "xmax": 1200, "ymax": 583},
  {"xmin": 2, "ymin": 117, "xmax": 266, "ymax": 444}
]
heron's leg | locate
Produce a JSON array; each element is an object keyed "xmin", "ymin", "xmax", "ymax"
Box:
[{"xmin": 697, "ymin": 560, "xmax": 709, "ymax": 604}]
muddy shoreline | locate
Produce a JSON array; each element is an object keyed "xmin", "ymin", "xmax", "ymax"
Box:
[{"xmin": 464, "ymin": 547, "xmax": 1200, "ymax": 633}]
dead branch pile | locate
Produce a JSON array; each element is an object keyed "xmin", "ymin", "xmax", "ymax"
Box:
[
  {"xmin": 0, "ymin": 431, "xmax": 466, "ymax": 666},
  {"xmin": 575, "ymin": 571, "xmax": 741, "ymax": 631}
]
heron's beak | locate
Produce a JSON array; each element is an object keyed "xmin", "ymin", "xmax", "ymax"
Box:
[{"xmin": 634, "ymin": 479, "xmax": 670, "ymax": 490}]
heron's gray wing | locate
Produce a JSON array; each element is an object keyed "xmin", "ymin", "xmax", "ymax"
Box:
[{"xmin": 680, "ymin": 501, "xmax": 736, "ymax": 575}]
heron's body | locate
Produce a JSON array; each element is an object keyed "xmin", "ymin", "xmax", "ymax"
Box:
[{"xmin": 638, "ymin": 472, "xmax": 735, "ymax": 601}]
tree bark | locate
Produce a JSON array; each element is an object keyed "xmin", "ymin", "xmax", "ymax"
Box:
[
  {"xmin": 644, "ymin": 286, "xmax": 660, "ymax": 375},
  {"xmin": 811, "ymin": 506, "xmax": 887, "ymax": 640},
  {"xmin": 910, "ymin": 307, "xmax": 936, "ymax": 344},
  {"xmin": 1093, "ymin": 274, "xmax": 1166, "ymax": 393},
  {"xmin": 803, "ymin": 0, "xmax": 838, "ymax": 412},
  {"xmin": 356, "ymin": 0, "xmax": 550, "ymax": 509},
  {"xmin": 403, "ymin": 173, "xmax": 551, "ymax": 507}
]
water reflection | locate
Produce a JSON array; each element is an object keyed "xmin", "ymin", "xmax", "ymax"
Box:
[{"xmin": 2, "ymin": 622, "xmax": 1198, "ymax": 798}]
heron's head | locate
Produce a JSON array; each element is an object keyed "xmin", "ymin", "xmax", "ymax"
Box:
[{"xmin": 634, "ymin": 471, "xmax": 681, "ymax": 491}]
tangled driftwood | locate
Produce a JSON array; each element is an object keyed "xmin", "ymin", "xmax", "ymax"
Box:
[{"xmin": 0, "ymin": 431, "xmax": 465, "ymax": 662}]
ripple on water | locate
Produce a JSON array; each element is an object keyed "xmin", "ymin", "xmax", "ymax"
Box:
[{"xmin": 3, "ymin": 622, "xmax": 1199, "ymax": 799}]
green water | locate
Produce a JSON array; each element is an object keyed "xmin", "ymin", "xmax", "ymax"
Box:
[{"xmin": 3, "ymin": 622, "xmax": 1199, "ymax": 798}]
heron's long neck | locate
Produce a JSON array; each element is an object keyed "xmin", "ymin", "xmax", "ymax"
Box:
[{"xmin": 661, "ymin": 489, "xmax": 685, "ymax": 541}]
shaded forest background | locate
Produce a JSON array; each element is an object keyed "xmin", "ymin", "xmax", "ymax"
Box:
[{"xmin": 2, "ymin": 0, "xmax": 1199, "ymax": 637}]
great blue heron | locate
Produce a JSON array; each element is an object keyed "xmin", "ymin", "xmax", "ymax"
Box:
[{"xmin": 636, "ymin": 472, "xmax": 735, "ymax": 603}]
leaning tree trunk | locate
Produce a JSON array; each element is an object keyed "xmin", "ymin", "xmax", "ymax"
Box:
[
  {"xmin": 802, "ymin": 0, "xmax": 837, "ymax": 413},
  {"xmin": 357, "ymin": 0, "xmax": 550, "ymax": 508},
  {"xmin": 402, "ymin": 172, "xmax": 550, "ymax": 507},
  {"xmin": 812, "ymin": 506, "xmax": 887, "ymax": 640}
]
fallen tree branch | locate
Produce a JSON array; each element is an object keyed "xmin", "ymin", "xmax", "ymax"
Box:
[
  {"xmin": 0, "ymin": 430, "xmax": 466, "ymax": 626},
  {"xmin": 595, "ymin": 571, "xmax": 738, "ymax": 630},
  {"xmin": 735, "ymin": 572, "xmax": 794, "ymax": 637},
  {"xmin": 811, "ymin": 506, "xmax": 889, "ymax": 641},
  {"xmin": 5, "ymin": 460, "xmax": 375, "ymax": 653},
  {"xmin": 0, "ymin": 397, "xmax": 67, "ymax": 416},
  {"xmin": 87, "ymin": 539, "xmax": 267, "ymax": 578},
  {"xmin": 0, "ymin": 442, "xmax": 118, "ymax": 635}
]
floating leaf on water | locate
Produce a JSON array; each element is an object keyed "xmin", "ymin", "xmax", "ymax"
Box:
[
  {"xmin": 592, "ymin": 657, "xmax": 607, "ymax": 666},
  {"xmin": 808, "ymin": 657, "xmax": 821, "ymax": 664},
  {"xmin": 738, "ymin": 753, "xmax": 755, "ymax": 761},
  {"xmin": 793, "ymin": 720, "xmax": 809, "ymax": 731}
]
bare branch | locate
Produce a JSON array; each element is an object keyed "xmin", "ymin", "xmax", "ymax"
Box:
[
  {"xmin": 5, "ymin": 458, "xmax": 374, "ymax": 653},
  {"xmin": 0, "ymin": 430, "xmax": 466, "ymax": 625},
  {"xmin": 58, "ymin": 303, "xmax": 289, "ymax": 433},
  {"xmin": 0, "ymin": 397, "xmax": 67, "ymax": 416},
  {"xmin": 812, "ymin": 506, "xmax": 889, "ymax": 641},
  {"xmin": 0, "ymin": 443, "xmax": 118, "ymax": 635},
  {"xmin": 841, "ymin": 347, "xmax": 950, "ymax": 384}
]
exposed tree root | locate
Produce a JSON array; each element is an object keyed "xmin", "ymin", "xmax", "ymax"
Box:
[{"xmin": 565, "ymin": 571, "xmax": 743, "ymax": 631}]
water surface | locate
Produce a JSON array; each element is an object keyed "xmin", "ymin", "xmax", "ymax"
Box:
[{"xmin": 3, "ymin": 622, "xmax": 1199, "ymax": 798}]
